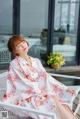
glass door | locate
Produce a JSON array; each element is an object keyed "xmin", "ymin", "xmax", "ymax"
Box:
[{"xmin": 53, "ymin": 0, "xmax": 79, "ymax": 65}]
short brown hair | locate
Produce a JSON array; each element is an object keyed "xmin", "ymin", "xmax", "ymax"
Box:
[{"xmin": 7, "ymin": 35, "xmax": 29, "ymax": 54}]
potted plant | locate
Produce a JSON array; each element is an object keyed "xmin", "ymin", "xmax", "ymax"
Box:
[{"xmin": 47, "ymin": 52, "xmax": 65, "ymax": 69}]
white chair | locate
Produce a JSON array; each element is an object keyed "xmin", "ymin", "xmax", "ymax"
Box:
[
  {"xmin": 0, "ymin": 71, "xmax": 55, "ymax": 119},
  {"xmin": 74, "ymin": 92, "xmax": 80, "ymax": 119},
  {"xmin": 0, "ymin": 71, "xmax": 80, "ymax": 119},
  {"xmin": 50, "ymin": 73, "xmax": 80, "ymax": 119}
]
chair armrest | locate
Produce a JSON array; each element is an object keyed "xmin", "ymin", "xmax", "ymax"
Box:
[
  {"xmin": 74, "ymin": 102, "xmax": 80, "ymax": 119},
  {"xmin": 50, "ymin": 73, "xmax": 80, "ymax": 80},
  {"xmin": 0, "ymin": 101, "xmax": 55, "ymax": 119}
]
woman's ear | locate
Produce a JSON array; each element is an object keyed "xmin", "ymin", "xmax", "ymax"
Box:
[
  {"xmin": 13, "ymin": 49, "xmax": 19, "ymax": 56},
  {"xmin": 26, "ymin": 41, "xmax": 29, "ymax": 46},
  {"xmin": 26, "ymin": 41, "xmax": 30, "ymax": 51}
]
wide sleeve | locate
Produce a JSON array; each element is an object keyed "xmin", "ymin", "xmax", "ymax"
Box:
[
  {"xmin": 36, "ymin": 58, "xmax": 47, "ymax": 72},
  {"xmin": 36, "ymin": 58, "xmax": 68, "ymax": 92},
  {"xmin": 37, "ymin": 59, "xmax": 68, "ymax": 86},
  {"xmin": 3, "ymin": 69, "xmax": 16, "ymax": 103}
]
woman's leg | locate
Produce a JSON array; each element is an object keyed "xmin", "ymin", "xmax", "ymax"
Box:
[{"xmin": 52, "ymin": 95, "xmax": 76, "ymax": 119}]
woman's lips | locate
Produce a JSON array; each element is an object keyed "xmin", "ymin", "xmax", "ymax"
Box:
[{"xmin": 24, "ymin": 48, "xmax": 27, "ymax": 51}]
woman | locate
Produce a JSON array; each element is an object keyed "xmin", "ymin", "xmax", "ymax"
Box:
[{"xmin": 3, "ymin": 35, "xmax": 76, "ymax": 119}]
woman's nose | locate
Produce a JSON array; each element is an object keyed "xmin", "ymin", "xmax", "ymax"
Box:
[
  {"xmin": 22, "ymin": 42, "xmax": 25, "ymax": 47},
  {"xmin": 22, "ymin": 42, "xmax": 27, "ymax": 48}
]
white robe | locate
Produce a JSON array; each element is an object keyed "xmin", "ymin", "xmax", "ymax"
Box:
[{"xmin": 3, "ymin": 56, "xmax": 75, "ymax": 119}]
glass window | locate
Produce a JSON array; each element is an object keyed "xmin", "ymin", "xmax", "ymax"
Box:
[
  {"xmin": 0, "ymin": 0, "xmax": 13, "ymax": 34},
  {"xmin": 54, "ymin": 0, "xmax": 78, "ymax": 33},
  {"xmin": 53, "ymin": 0, "xmax": 79, "ymax": 65},
  {"xmin": 54, "ymin": 0, "xmax": 61, "ymax": 29},
  {"xmin": 61, "ymin": 4, "xmax": 68, "ymax": 29},
  {"xmin": 20, "ymin": 0, "xmax": 49, "ymax": 65},
  {"xmin": 0, "ymin": 0, "xmax": 13, "ymax": 68},
  {"xmin": 20, "ymin": 0, "xmax": 48, "ymax": 37}
]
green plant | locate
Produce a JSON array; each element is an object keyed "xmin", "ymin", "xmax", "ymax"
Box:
[{"xmin": 47, "ymin": 52, "xmax": 65, "ymax": 68}]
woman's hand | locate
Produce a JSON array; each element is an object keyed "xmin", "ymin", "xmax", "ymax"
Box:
[{"xmin": 66, "ymin": 87, "xmax": 76, "ymax": 96}]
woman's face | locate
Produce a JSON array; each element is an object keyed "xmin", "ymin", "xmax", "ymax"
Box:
[{"xmin": 14, "ymin": 40, "xmax": 29, "ymax": 55}]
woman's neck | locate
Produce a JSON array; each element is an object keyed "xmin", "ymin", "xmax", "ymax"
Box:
[
  {"xmin": 19, "ymin": 54, "xmax": 32, "ymax": 66},
  {"xmin": 19, "ymin": 53, "xmax": 28, "ymax": 60}
]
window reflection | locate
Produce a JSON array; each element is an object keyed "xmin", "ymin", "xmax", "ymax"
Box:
[
  {"xmin": 0, "ymin": 0, "xmax": 13, "ymax": 34},
  {"xmin": 53, "ymin": 0, "xmax": 79, "ymax": 65},
  {"xmin": 20, "ymin": 0, "xmax": 49, "ymax": 65}
]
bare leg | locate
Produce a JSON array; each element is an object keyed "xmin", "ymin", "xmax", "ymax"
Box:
[{"xmin": 52, "ymin": 95, "xmax": 76, "ymax": 119}]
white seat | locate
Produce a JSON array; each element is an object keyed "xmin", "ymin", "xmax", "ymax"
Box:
[
  {"xmin": 50, "ymin": 73, "xmax": 80, "ymax": 119},
  {"xmin": 0, "ymin": 71, "xmax": 55, "ymax": 118},
  {"xmin": 0, "ymin": 71, "xmax": 80, "ymax": 119}
]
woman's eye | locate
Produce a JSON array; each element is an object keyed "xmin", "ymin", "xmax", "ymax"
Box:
[{"xmin": 16, "ymin": 41, "xmax": 26, "ymax": 49}]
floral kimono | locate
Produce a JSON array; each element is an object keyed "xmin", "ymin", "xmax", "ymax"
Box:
[{"xmin": 3, "ymin": 56, "xmax": 75, "ymax": 119}]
